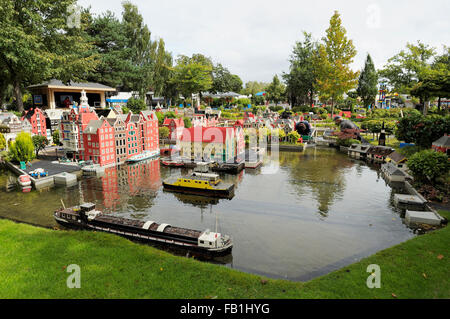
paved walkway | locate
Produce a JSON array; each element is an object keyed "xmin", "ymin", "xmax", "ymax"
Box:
[{"xmin": 24, "ymin": 160, "xmax": 80, "ymax": 177}]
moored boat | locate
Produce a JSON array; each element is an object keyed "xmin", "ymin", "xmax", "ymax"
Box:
[
  {"xmin": 18, "ymin": 174, "xmax": 31, "ymax": 187},
  {"xmin": 54, "ymin": 203, "xmax": 233, "ymax": 255},
  {"xmin": 162, "ymin": 171, "xmax": 235, "ymax": 198},
  {"xmin": 126, "ymin": 150, "xmax": 160, "ymax": 163},
  {"xmin": 161, "ymin": 159, "xmax": 184, "ymax": 167}
]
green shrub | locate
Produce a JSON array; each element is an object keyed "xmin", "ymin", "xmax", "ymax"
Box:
[
  {"xmin": 395, "ymin": 114, "xmax": 450, "ymax": 148},
  {"xmin": 292, "ymin": 105, "xmax": 312, "ymax": 114},
  {"xmin": 360, "ymin": 120, "xmax": 396, "ymax": 134},
  {"xmin": 337, "ymin": 138, "xmax": 361, "ymax": 147},
  {"xmin": 269, "ymin": 105, "xmax": 284, "ymax": 112},
  {"xmin": 408, "ymin": 150, "xmax": 450, "ymax": 183},
  {"xmin": 183, "ymin": 117, "xmax": 192, "ymax": 128},
  {"xmin": 287, "ymin": 131, "xmax": 301, "ymax": 144},
  {"xmin": 52, "ymin": 130, "xmax": 60, "ymax": 145},
  {"xmin": 0, "ymin": 133, "xmax": 6, "ymax": 150},
  {"xmin": 8, "ymin": 132, "xmax": 35, "ymax": 163}
]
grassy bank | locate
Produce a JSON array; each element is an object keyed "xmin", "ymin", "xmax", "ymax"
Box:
[{"xmin": 0, "ymin": 212, "xmax": 449, "ymax": 299}]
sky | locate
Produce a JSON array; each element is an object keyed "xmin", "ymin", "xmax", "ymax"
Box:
[{"xmin": 78, "ymin": 0, "xmax": 450, "ymax": 84}]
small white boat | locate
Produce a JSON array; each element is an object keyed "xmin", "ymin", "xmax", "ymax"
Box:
[
  {"xmin": 18, "ymin": 175, "xmax": 31, "ymax": 187},
  {"xmin": 126, "ymin": 150, "xmax": 160, "ymax": 163}
]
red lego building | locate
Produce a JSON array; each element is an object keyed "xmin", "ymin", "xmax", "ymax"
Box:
[
  {"xmin": 162, "ymin": 117, "xmax": 184, "ymax": 140},
  {"xmin": 22, "ymin": 107, "xmax": 47, "ymax": 136},
  {"xmin": 83, "ymin": 118, "xmax": 116, "ymax": 166},
  {"xmin": 139, "ymin": 111, "xmax": 160, "ymax": 152}
]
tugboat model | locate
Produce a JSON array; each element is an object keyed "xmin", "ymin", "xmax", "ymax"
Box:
[
  {"xmin": 162, "ymin": 163, "xmax": 235, "ymax": 198},
  {"xmin": 54, "ymin": 203, "xmax": 233, "ymax": 255}
]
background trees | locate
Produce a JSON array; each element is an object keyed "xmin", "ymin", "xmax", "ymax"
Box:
[
  {"xmin": 314, "ymin": 11, "xmax": 358, "ymax": 117},
  {"xmin": 357, "ymin": 54, "xmax": 378, "ymax": 109},
  {"xmin": 171, "ymin": 54, "xmax": 213, "ymax": 105},
  {"xmin": 266, "ymin": 75, "xmax": 285, "ymax": 105},
  {"xmin": 0, "ymin": 0, "xmax": 98, "ymax": 112},
  {"xmin": 283, "ymin": 32, "xmax": 318, "ymax": 107}
]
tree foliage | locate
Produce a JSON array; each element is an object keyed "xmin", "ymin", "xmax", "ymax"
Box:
[
  {"xmin": 127, "ymin": 97, "xmax": 147, "ymax": 113},
  {"xmin": 283, "ymin": 32, "xmax": 318, "ymax": 107},
  {"xmin": 380, "ymin": 41, "xmax": 436, "ymax": 94},
  {"xmin": 211, "ymin": 64, "xmax": 242, "ymax": 93},
  {"xmin": 395, "ymin": 114, "xmax": 450, "ymax": 148},
  {"xmin": 0, "ymin": 0, "xmax": 99, "ymax": 112},
  {"xmin": 8, "ymin": 132, "xmax": 35, "ymax": 162},
  {"xmin": 183, "ymin": 117, "xmax": 192, "ymax": 128},
  {"xmin": 314, "ymin": 11, "xmax": 359, "ymax": 116},
  {"xmin": 158, "ymin": 126, "xmax": 169, "ymax": 139},
  {"xmin": 266, "ymin": 75, "xmax": 285, "ymax": 105},
  {"xmin": 52, "ymin": 130, "xmax": 60, "ymax": 145},
  {"xmin": 408, "ymin": 150, "xmax": 449, "ymax": 183},
  {"xmin": 171, "ymin": 54, "xmax": 213, "ymax": 102},
  {"xmin": 32, "ymin": 135, "xmax": 49, "ymax": 157},
  {"xmin": 357, "ymin": 54, "xmax": 378, "ymax": 109},
  {"xmin": 0, "ymin": 132, "xmax": 6, "ymax": 150}
]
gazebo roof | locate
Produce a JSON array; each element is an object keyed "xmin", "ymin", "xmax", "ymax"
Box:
[{"xmin": 28, "ymin": 79, "xmax": 116, "ymax": 91}]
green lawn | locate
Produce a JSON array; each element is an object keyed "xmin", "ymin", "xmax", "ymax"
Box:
[{"xmin": 0, "ymin": 212, "xmax": 449, "ymax": 299}]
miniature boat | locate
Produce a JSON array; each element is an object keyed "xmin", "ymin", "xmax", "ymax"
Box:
[
  {"xmin": 162, "ymin": 172, "xmax": 235, "ymax": 198},
  {"xmin": 161, "ymin": 159, "xmax": 184, "ymax": 167},
  {"xmin": 126, "ymin": 150, "xmax": 160, "ymax": 163},
  {"xmin": 211, "ymin": 162, "xmax": 245, "ymax": 175},
  {"xmin": 18, "ymin": 174, "xmax": 31, "ymax": 187},
  {"xmin": 54, "ymin": 203, "xmax": 233, "ymax": 255}
]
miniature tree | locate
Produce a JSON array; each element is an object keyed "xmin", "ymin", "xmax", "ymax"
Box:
[
  {"xmin": 8, "ymin": 132, "xmax": 35, "ymax": 162},
  {"xmin": 159, "ymin": 126, "xmax": 170, "ymax": 139},
  {"xmin": 52, "ymin": 130, "xmax": 60, "ymax": 145},
  {"xmin": 32, "ymin": 135, "xmax": 49, "ymax": 158}
]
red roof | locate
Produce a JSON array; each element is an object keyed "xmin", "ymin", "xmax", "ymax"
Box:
[
  {"xmin": 180, "ymin": 126, "xmax": 234, "ymax": 143},
  {"xmin": 163, "ymin": 118, "xmax": 184, "ymax": 127}
]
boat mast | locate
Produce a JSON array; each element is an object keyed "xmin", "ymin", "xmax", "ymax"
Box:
[{"xmin": 215, "ymin": 207, "xmax": 218, "ymax": 234}]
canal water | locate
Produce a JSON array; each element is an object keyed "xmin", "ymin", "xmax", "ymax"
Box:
[{"xmin": 0, "ymin": 148, "xmax": 414, "ymax": 281}]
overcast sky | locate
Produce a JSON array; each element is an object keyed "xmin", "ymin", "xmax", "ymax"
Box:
[{"xmin": 78, "ymin": 0, "xmax": 450, "ymax": 84}]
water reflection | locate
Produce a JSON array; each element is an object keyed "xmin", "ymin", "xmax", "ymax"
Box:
[{"xmin": 0, "ymin": 149, "xmax": 415, "ymax": 281}]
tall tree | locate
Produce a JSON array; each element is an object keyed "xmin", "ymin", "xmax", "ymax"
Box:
[
  {"xmin": 266, "ymin": 75, "xmax": 285, "ymax": 105},
  {"xmin": 171, "ymin": 55, "xmax": 213, "ymax": 105},
  {"xmin": 229, "ymin": 74, "xmax": 243, "ymax": 93},
  {"xmin": 211, "ymin": 64, "xmax": 243, "ymax": 93},
  {"xmin": 379, "ymin": 41, "xmax": 436, "ymax": 94},
  {"xmin": 211, "ymin": 63, "xmax": 232, "ymax": 93},
  {"xmin": 86, "ymin": 10, "xmax": 132, "ymax": 89},
  {"xmin": 0, "ymin": 0, "xmax": 98, "ymax": 112},
  {"xmin": 283, "ymin": 32, "xmax": 318, "ymax": 107},
  {"xmin": 314, "ymin": 11, "xmax": 358, "ymax": 117},
  {"xmin": 356, "ymin": 54, "xmax": 378, "ymax": 109},
  {"xmin": 121, "ymin": 1, "xmax": 155, "ymax": 97}
]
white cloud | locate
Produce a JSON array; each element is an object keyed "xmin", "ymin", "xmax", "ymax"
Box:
[{"xmin": 78, "ymin": 0, "xmax": 450, "ymax": 83}]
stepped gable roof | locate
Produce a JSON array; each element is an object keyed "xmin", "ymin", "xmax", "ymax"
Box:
[{"xmin": 83, "ymin": 120, "xmax": 103, "ymax": 134}]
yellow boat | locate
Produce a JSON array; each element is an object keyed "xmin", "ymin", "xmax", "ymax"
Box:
[{"xmin": 162, "ymin": 172, "xmax": 235, "ymax": 198}]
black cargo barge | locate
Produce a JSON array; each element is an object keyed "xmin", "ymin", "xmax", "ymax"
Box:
[
  {"xmin": 54, "ymin": 203, "xmax": 233, "ymax": 255},
  {"xmin": 211, "ymin": 162, "xmax": 245, "ymax": 175}
]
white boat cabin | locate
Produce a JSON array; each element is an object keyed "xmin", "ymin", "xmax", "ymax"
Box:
[{"xmin": 198, "ymin": 230, "xmax": 221, "ymax": 248}]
